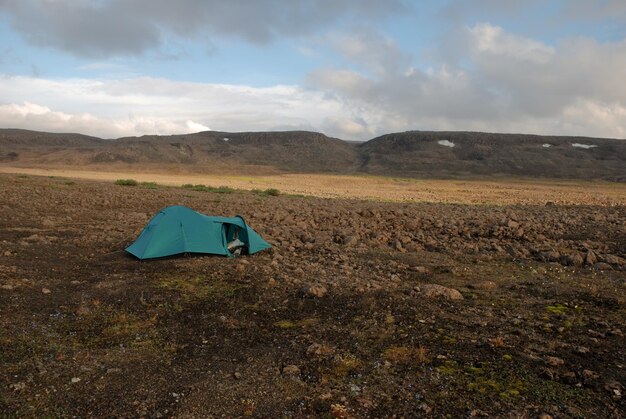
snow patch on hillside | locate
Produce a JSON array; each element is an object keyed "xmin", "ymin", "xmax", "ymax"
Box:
[
  {"xmin": 572, "ymin": 143, "xmax": 597, "ymax": 149},
  {"xmin": 437, "ymin": 140, "xmax": 455, "ymax": 148}
]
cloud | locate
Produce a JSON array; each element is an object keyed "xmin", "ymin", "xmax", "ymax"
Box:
[
  {"xmin": 186, "ymin": 120, "xmax": 210, "ymax": 132},
  {"xmin": 308, "ymin": 26, "xmax": 626, "ymax": 138},
  {"xmin": 0, "ymin": 75, "xmax": 368, "ymax": 139},
  {"xmin": 0, "ymin": 0, "xmax": 406, "ymax": 58}
]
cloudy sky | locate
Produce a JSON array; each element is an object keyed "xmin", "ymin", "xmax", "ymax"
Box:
[{"xmin": 0, "ymin": 0, "xmax": 625, "ymax": 140}]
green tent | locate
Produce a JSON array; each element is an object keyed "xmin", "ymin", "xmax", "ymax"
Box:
[{"xmin": 126, "ymin": 205, "xmax": 271, "ymax": 260}]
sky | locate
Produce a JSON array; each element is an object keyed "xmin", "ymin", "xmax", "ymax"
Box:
[{"xmin": 0, "ymin": 0, "xmax": 625, "ymax": 140}]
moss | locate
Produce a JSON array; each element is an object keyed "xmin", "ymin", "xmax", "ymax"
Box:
[
  {"xmin": 546, "ymin": 304, "xmax": 568, "ymax": 315},
  {"xmin": 436, "ymin": 360, "xmax": 458, "ymax": 375},
  {"xmin": 332, "ymin": 354, "xmax": 362, "ymax": 378}
]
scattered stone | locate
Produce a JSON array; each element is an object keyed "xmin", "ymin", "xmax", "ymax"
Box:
[
  {"xmin": 582, "ymin": 369, "xmax": 599, "ymax": 384},
  {"xmin": 1, "ymin": 284, "xmax": 14, "ymax": 290},
  {"xmin": 41, "ymin": 288, "xmax": 51, "ymax": 294},
  {"xmin": 419, "ymin": 284, "xmax": 463, "ymax": 301},
  {"xmin": 538, "ymin": 414, "xmax": 553, "ymax": 419},
  {"xmin": 584, "ymin": 250, "xmax": 597, "ymax": 266},
  {"xmin": 301, "ymin": 284, "xmax": 327, "ymax": 298},
  {"xmin": 10, "ymin": 382, "xmax": 26, "ymax": 392},
  {"xmin": 545, "ymin": 356, "xmax": 565, "ymax": 367},
  {"xmin": 604, "ymin": 380, "xmax": 623, "ymax": 400},
  {"xmin": 71, "ymin": 377, "xmax": 81, "ymax": 384},
  {"xmin": 3, "ymin": 250, "xmax": 12, "ymax": 257},
  {"xmin": 561, "ymin": 252, "xmax": 583, "ymax": 267},
  {"xmin": 282, "ymin": 365, "xmax": 300, "ymax": 376},
  {"xmin": 594, "ymin": 262, "xmax": 613, "ymax": 270},
  {"xmin": 604, "ymin": 254, "xmax": 625, "ymax": 267},
  {"xmin": 410, "ymin": 266, "xmax": 430, "ymax": 274},
  {"xmin": 233, "ymin": 372, "xmax": 242, "ymax": 380}
]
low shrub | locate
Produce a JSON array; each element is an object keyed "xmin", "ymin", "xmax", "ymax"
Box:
[{"xmin": 114, "ymin": 179, "xmax": 138, "ymax": 186}]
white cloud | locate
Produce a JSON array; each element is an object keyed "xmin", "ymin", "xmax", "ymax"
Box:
[
  {"xmin": 186, "ymin": 120, "xmax": 210, "ymax": 132},
  {"xmin": 308, "ymin": 26, "xmax": 626, "ymax": 139},
  {"xmin": 0, "ymin": 75, "xmax": 368, "ymax": 139}
]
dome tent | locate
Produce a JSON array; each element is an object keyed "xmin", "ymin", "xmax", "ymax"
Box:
[{"xmin": 126, "ymin": 205, "xmax": 271, "ymax": 260}]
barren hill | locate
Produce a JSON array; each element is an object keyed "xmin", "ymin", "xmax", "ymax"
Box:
[
  {"xmin": 359, "ymin": 131, "xmax": 626, "ymax": 181},
  {"xmin": 1, "ymin": 128, "xmax": 625, "ymax": 180}
]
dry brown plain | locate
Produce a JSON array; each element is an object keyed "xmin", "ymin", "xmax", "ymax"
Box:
[
  {"xmin": 0, "ymin": 172, "xmax": 625, "ymax": 418},
  {"xmin": 0, "ymin": 165, "xmax": 624, "ymax": 206}
]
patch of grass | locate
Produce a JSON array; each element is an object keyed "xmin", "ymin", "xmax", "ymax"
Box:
[
  {"xmin": 436, "ymin": 360, "xmax": 458, "ymax": 375},
  {"xmin": 274, "ymin": 318, "xmax": 319, "ymax": 329},
  {"xmin": 546, "ymin": 303, "xmax": 568, "ymax": 315},
  {"xmin": 64, "ymin": 180, "xmax": 76, "ymax": 185},
  {"xmin": 16, "ymin": 174, "xmax": 29, "ymax": 178},
  {"xmin": 141, "ymin": 181, "xmax": 158, "ymax": 189},
  {"xmin": 332, "ymin": 354, "xmax": 362, "ymax": 378},
  {"xmin": 252, "ymin": 188, "xmax": 281, "ymax": 197},
  {"xmin": 158, "ymin": 276, "xmax": 241, "ymax": 301},
  {"xmin": 383, "ymin": 345, "xmax": 429, "ymax": 365},
  {"xmin": 114, "ymin": 179, "xmax": 138, "ymax": 186},
  {"xmin": 182, "ymin": 184, "xmax": 234, "ymax": 193}
]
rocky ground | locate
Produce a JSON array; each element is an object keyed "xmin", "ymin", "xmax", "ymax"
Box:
[{"xmin": 0, "ymin": 174, "xmax": 624, "ymax": 418}]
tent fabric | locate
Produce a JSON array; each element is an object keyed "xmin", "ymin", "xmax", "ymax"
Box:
[{"xmin": 125, "ymin": 205, "xmax": 271, "ymax": 260}]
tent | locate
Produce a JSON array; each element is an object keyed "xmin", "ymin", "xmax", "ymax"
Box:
[{"xmin": 125, "ymin": 205, "xmax": 271, "ymax": 260}]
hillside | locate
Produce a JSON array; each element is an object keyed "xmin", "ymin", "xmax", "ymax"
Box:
[
  {"xmin": 1, "ymin": 128, "xmax": 625, "ymax": 180},
  {"xmin": 359, "ymin": 131, "xmax": 626, "ymax": 181}
]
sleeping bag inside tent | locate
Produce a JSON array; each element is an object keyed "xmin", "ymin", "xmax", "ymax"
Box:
[{"xmin": 125, "ymin": 205, "xmax": 271, "ymax": 260}]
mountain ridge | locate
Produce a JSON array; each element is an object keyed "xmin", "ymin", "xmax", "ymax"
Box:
[{"xmin": 1, "ymin": 128, "xmax": 624, "ymax": 181}]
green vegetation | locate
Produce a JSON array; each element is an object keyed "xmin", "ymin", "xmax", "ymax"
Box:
[
  {"xmin": 252, "ymin": 188, "xmax": 281, "ymax": 197},
  {"xmin": 158, "ymin": 276, "xmax": 241, "ymax": 301},
  {"xmin": 546, "ymin": 303, "xmax": 569, "ymax": 315},
  {"xmin": 140, "ymin": 181, "xmax": 158, "ymax": 189},
  {"xmin": 114, "ymin": 179, "xmax": 138, "ymax": 186},
  {"xmin": 182, "ymin": 184, "xmax": 234, "ymax": 193}
]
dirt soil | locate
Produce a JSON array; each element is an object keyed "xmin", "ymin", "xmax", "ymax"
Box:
[{"xmin": 0, "ymin": 174, "xmax": 625, "ymax": 418}]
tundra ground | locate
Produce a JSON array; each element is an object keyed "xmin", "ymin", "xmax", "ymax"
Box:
[{"xmin": 0, "ymin": 174, "xmax": 624, "ymax": 418}]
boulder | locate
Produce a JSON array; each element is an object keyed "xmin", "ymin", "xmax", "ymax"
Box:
[{"xmin": 419, "ymin": 284, "xmax": 463, "ymax": 301}]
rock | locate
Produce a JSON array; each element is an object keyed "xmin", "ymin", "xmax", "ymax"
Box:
[
  {"xmin": 42, "ymin": 218, "xmax": 55, "ymax": 228},
  {"xmin": 3, "ymin": 250, "xmax": 12, "ymax": 257},
  {"xmin": 343, "ymin": 235, "xmax": 358, "ymax": 247},
  {"xmin": 507, "ymin": 220, "xmax": 520, "ymax": 229},
  {"xmin": 539, "ymin": 414, "xmax": 553, "ymax": 419},
  {"xmin": 545, "ymin": 356, "xmax": 565, "ymax": 367},
  {"xmin": 1, "ymin": 284, "xmax": 14, "ymax": 290},
  {"xmin": 41, "ymin": 288, "xmax": 51, "ymax": 294},
  {"xmin": 561, "ymin": 252, "xmax": 583, "ymax": 266},
  {"xmin": 233, "ymin": 372, "xmax": 242, "ymax": 380},
  {"xmin": 604, "ymin": 254, "xmax": 625, "ymax": 267},
  {"xmin": 10, "ymin": 382, "xmax": 26, "ymax": 392},
  {"xmin": 584, "ymin": 250, "xmax": 597, "ymax": 266},
  {"xmin": 419, "ymin": 284, "xmax": 463, "ymax": 301},
  {"xmin": 282, "ymin": 365, "xmax": 300, "ymax": 376},
  {"xmin": 594, "ymin": 262, "xmax": 613, "ymax": 270},
  {"xmin": 71, "ymin": 377, "xmax": 81, "ymax": 384},
  {"xmin": 410, "ymin": 266, "xmax": 430, "ymax": 275},
  {"xmin": 302, "ymin": 284, "xmax": 327, "ymax": 298},
  {"xmin": 539, "ymin": 251, "xmax": 560, "ymax": 262},
  {"xmin": 604, "ymin": 380, "xmax": 623, "ymax": 400},
  {"xmin": 582, "ymin": 369, "xmax": 599, "ymax": 384}
]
